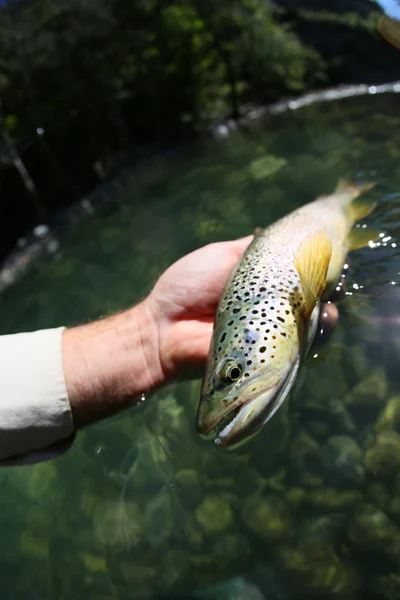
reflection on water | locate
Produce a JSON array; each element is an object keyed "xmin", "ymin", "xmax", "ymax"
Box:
[{"xmin": 0, "ymin": 93, "xmax": 399, "ymax": 599}]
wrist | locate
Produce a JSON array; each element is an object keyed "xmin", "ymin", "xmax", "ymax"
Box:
[{"xmin": 62, "ymin": 299, "xmax": 164, "ymax": 428}]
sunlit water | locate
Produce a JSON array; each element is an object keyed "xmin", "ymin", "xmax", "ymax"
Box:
[{"xmin": 0, "ymin": 93, "xmax": 399, "ymax": 600}]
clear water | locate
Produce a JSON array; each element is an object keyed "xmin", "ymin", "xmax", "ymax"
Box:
[{"xmin": 0, "ymin": 92, "xmax": 399, "ymax": 600}]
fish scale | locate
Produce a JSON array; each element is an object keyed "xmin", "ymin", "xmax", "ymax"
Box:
[{"xmin": 197, "ymin": 180, "xmax": 376, "ymax": 447}]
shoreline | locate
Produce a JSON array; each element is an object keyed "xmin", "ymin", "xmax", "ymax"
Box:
[{"xmin": 1, "ymin": 80, "xmax": 400, "ymax": 296}]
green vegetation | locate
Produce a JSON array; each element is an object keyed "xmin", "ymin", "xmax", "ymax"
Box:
[
  {"xmin": 0, "ymin": 0, "xmax": 321, "ymax": 162},
  {"xmin": 0, "ymin": 0, "xmax": 393, "ymax": 260}
]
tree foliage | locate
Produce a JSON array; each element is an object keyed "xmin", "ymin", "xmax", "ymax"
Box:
[{"xmin": 0, "ymin": 0, "xmax": 387, "ymax": 258}]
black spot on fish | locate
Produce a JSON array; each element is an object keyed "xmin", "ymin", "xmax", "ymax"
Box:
[
  {"xmin": 233, "ymin": 308, "xmax": 240, "ymax": 314},
  {"xmin": 277, "ymin": 317, "xmax": 285, "ymax": 323},
  {"xmin": 220, "ymin": 332, "xmax": 227, "ymax": 343},
  {"xmin": 260, "ymin": 347, "xmax": 266, "ymax": 353}
]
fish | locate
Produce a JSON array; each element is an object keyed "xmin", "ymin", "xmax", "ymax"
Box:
[
  {"xmin": 196, "ymin": 179, "xmax": 376, "ymax": 447},
  {"xmin": 378, "ymin": 13, "xmax": 400, "ymax": 50}
]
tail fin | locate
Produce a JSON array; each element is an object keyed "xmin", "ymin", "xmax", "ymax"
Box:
[{"xmin": 335, "ymin": 178, "xmax": 376, "ymax": 222}]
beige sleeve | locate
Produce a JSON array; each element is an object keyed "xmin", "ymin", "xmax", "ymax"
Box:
[{"xmin": 0, "ymin": 327, "xmax": 75, "ymax": 462}]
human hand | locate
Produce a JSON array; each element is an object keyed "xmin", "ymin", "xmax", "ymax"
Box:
[{"xmin": 146, "ymin": 236, "xmax": 253, "ymax": 381}]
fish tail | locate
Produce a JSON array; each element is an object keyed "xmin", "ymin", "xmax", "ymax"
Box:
[{"xmin": 335, "ymin": 178, "xmax": 376, "ymax": 222}]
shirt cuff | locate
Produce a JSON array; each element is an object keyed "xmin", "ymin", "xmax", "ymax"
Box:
[{"xmin": 0, "ymin": 327, "xmax": 75, "ymax": 461}]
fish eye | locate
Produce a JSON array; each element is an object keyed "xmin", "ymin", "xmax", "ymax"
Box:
[
  {"xmin": 228, "ymin": 366, "xmax": 241, "ymax": 381},
  {"xmin": 215, "ymin": 359, "xmax": 243, "ymax": 388}
]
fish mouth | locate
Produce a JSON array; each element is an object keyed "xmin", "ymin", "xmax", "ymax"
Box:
[{"xmin": 196, "ymin": 360, "xmax": 299, "ymax": 447}]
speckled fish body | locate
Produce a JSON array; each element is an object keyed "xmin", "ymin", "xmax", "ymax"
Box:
[{"xmin": 197, "ymin": 180, "xmax": 375, "ymax": 446}]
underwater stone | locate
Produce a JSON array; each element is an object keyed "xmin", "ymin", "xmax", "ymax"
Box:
[
  {"xmin": 124, "ymin": 429, "xmax": 176, "ymax": 496},
  {"xmin": 364, "ymin": 431, "xmax": 400, "ymax": 478},
  {"xmin": 21, "ymin": 530, "xmax": 50, "ymax": 560},
  {"xmin": 264, "ymin": 468, "xmax": 287, "ymax": 493},
  {"xmin": 375, "ymin": 395, "xmax": 400, "ymax": 432},
  {"xmin": 212, "ymin": 533, "xmax": 251, "ymax": 565},
  {"xmin": 195, "ymin": 495, "xmax": 233, "ymax": 534},
  {"xmin": 306, "ymin": 488, "xmax": 363, "ymax": 511},
  {"xmin": 174, "ymin": 469, "xmax": 203, "ymax": 509},
  {"xmin": 78, "ymin": 553, "xmax": 108, "ymax": 573},
  {"xmin": 145, "ymin": 491, "xmax": 176, "ymax": 547},
  {"xmin": 28, "ymin": 462, "xmax": 57, "ymax": 500},
  {"xmin": 345, "ymin": 367, "xmax": 388, "ymax": 409},
  {"xmin": 365, "ymin": 482, "xmax": 391, "ymax": 511},
  {"xmin": 348, "ymin": 504, "xmax": 400, "ymax": 559},
  {"xmin": 346, "ymin": 343, "xmax": 370, "ymax": 380},
  {"xmin": 119, "ymin": 563, "xmax": 158, "ymax": 585},
  {"xmin": 298, "ymin": 514, "xmax": 347, "ymax": 547},
  {"xmin": 373, "ymin": 574, "xmax": 400, "ymax": 600},
  {"xmin": 307, "ymin": 420, "xmax": 331, "ymax": 440},
  {"xmin": 322, "ymin": 435, "xmax": 365, "ymax": 487},
  {"xmin": 94, "ymin": 500, "xmax": 144, "ymax": 551},
  {"xmin": 326, "ymin": 399, "xmax": 357, "ymax": 435},
  {"xmin": 278, "ymin": 542, "xmax": 360, "ymax": 594},
  {"xmin": 289, "ymin": 431, "xmax": 324, "ymax": 488},
  {"xmin": 285, "ymin": 487, "xmax": 308, "ymax": 508},
  {"xmin": 191, "ymin": 576, "xmax": 264, "ymax": 600},
  {"xmin": 159, "ymin": 549, "xmax": 190, "ymax": 588},
  {"xmin": 242, "ymin": 494, "xmax": 291, "ymax": 542}
]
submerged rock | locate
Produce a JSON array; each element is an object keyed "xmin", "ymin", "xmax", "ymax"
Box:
[
  {"xmin": 364, "ymin": 431, "xmax": 400, "ymax": 478},
  {"xmin": 348, "ymin": 504, "xmax": 400, "ymax": 559},
  {"xmin": 345, "ymin": 367, "xmax": 388, "ymax": 409},
  {"xmin": 195, "ymin": 495, "xmax": 234, "ymax": 534},
  {"xmin": 289, "ymin": 431, "xmax": 324, "ymax": 488},
  {"xmin": 372, "ymin": 574, "xmax": 400, "ymax": 600},
  {"xmin": 365, "ymin": 482, "xmax": 391, "ymax": 511},
  {"xmin": 242, "ymin": 494, "xmax": 291, "ymax": 542},
  {"xmin": 93, "ymin": 499, "xmax": 144, "ymax": 551},
  {"xmin": 278, "ymin": 542, "xmax": 360, "ymax": 594},
  {"xmin": 322, "ymin": 435, "xmax": 365, "ymax": 487},
  {"xmin": 376, "ymin": 395, "xmax": 400, "ymax": 432},
  {"xmin": 306, "ymin": 488, "xmax": 363, "ymax": 511}
]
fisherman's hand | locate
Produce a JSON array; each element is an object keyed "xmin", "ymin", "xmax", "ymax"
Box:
[
  {"xmin": 147, "ymin": 236, "xmax": 253, "ymax": 381},
  {"xmin": 62, "ymin": 236, "xmax": 252, "ymax": 428}
]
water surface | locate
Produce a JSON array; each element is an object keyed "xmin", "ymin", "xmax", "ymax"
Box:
[{"xmin": 0, "ymin": 92, "xmax": 399, "ymax": 600}]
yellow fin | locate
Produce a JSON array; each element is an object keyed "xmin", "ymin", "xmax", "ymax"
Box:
[
  {"xmin": 335, "ymin": 178, "xmax": 375, "ymax": 198},
  {"xmin": 294, "ymin": 231, "xmax": 333, "ymax": 320},
  {"xmin": 347, "ymin": 226, "xmax": 381, "ymax": 251},
  {"xmin": 348, "ymin": 195, "xmax": 377, "ymax": 222},
  {"xmin": 378, "ymin": 14, "xmax": 400, "ymax": 50}
]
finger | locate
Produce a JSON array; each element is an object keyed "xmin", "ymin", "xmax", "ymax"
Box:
[
  {"xmin": 312, "ymin": 302, "xmax": 339, "ymax": 350},
  {"xmin": 226, "ymin": 235, "xmax": 254, "ymax": 257},
  {"xmin": 320, "ymin": 302, "xmax": 339, "ymax": 329},
  {"xmin": 165, "ymin": 319, "xmax": 213, "ymax": 374}
]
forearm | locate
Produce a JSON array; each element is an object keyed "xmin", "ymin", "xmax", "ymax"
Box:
[
  {"xmin": 0, "ymin": 299, "xmax": 165, "ymax": 465},
  {"xmin": 62, "ymin": 300, "xmax": 164, "ymax": 428}
]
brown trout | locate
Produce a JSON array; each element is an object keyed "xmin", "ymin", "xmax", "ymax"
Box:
[{"xmin": 196, "ymin": 180, "xmax": 376, "ymax": 446}]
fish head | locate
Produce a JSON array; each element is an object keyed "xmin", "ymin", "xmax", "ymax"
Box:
[{"xmin": 196, "ymin": 299, "xmax": 301, "ymax": 447}]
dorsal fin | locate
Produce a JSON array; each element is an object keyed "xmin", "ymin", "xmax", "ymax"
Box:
[{"xmin": 294, "ymin": 231, "xmax": 332, "ymax": 320}]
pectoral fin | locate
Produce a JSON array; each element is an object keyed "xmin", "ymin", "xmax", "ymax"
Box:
[{"xmin": 294, "ymin": 231, "xmax": 333, "ymax": 320}]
